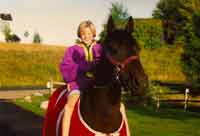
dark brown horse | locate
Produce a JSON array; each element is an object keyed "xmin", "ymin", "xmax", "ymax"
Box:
[
  {"xmin": 80, "ymin": 16, "xmax": 148, "ymax": 133},
  {"xmin": 43, "ymin": 16, "xmax": 148, "ymax": 136}
]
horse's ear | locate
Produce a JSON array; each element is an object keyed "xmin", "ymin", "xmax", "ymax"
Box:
[
  {"xmin": 107, "ymin": 16, "xmax": 115, "ymax": 34},
  {"xmin": 125, "ymin": 16, "xmax": 134, "ymax": 33}
]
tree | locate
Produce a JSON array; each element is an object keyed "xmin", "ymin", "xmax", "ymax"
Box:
[
  {"xmin": 2, "ymin": 24, "xmax": 11, "ymax": 41},
  {"xmin": 181, "ymin": 35, "xmax": 200, "ymax": 82},
  {"xmin": 192, "ymin": 10, "xmax": 200, "ymax": 37},
  {"xmin": 33, "ymin": 32, "xmax": 42, "ymax": 43},
  {"xmin": 153, "ymin": 0, "xmax": 183, "ymax": 44},
  {"xmin": 180, "ymin": 2, "xmax": 200, "ymax": 83},
  {"xmin": 2, "ymin": 24, "xmax": 20, "ymax": 43},
  {"xmin": 6, "ymin": 34, "xmax": 20, "ymax": 42},
  {"xmin": 181, "ymin": 10, "xmax": 200, "ymax": 82},
  {"xmin": 152, "ymin": 0, "xmax": 200, "ymax": 44},
  {"xmin": 99, "ymin": 2, "xmax": 130, "ymax": 42},
  {"xmin": 24, "ymin": 31, "xmax": 30, "ymax": 38},
  {"xmin": 153, "ymin": 0, "xmax": 181, "ymax": 20},
  {"xmin": 109, "ymin": 2, "xmax": 130, "ymax": 28},
  {"xmin": 154, "ymin": 0, "xmax": 200, "ymax": 82}
]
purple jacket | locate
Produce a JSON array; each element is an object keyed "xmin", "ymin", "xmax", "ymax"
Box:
[{"xmin": 60, "ymin": 42, "xmax": 102, "ymax": 91}]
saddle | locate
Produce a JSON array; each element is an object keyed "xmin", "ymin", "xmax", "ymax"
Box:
[{"xmin": 42, "ymin": 86, "xmax": 128, "ymax": 136}]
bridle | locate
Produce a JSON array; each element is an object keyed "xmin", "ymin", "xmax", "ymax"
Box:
[
  {"xmin": 106, "ymin": 53, "xmax": 138, "ymax": 76},
  {"xmin": 106, "ymin": 53, "xmax": 139, "ymax": 92}
]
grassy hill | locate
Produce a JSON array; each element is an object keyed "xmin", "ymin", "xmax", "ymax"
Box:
[
  {"xmin": 0, "ymin": 42, "xmax": 186, "ymax": 88},
  {"xmin": 0, "ymin": 42, "xmax": 65, "ymax": 88},
  {"xmin": 141, "ymin": 46, "xmax": 186, "ymax": 82}
]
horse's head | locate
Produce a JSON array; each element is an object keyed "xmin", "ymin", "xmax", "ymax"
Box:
[{"xmin": 102, "ymin": 16, "xmax": 148, "ymax": 96}]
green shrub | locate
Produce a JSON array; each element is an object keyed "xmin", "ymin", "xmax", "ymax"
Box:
[
  {"xmin": 181, "ymin": 36, "xmax": 200, "ymax": 82},
  {"xmin": 134, "ymin": 19, "xmax": 163, "ymax": 49}
]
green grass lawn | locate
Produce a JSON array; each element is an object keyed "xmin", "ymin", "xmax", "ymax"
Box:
[
  {"xmin": 14, "ymin": 95, "xmax": 200, "ymax": 136},
  {"xmin": 127, "ymin": 105, "xmax": 200, "ymax": 136},
  {"xmin": 14, "ymin": 94, "xmax": 50, "ymax": 116}
]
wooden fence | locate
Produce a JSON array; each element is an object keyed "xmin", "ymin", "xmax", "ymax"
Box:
[
  {"xmin": 46, "ymin": 80, "xmax": 200, "ymax": 112},
  {"xmin": 46, "ymin": 80, "xmax": 66, "ymax": 94},
  {"xmin": 155, "ymin": 88, "xmax": 200, "ymax": 112}
]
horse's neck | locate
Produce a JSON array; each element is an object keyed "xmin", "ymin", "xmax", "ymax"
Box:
[
  {"xmin": 79, "ymin": 57, "xmax": 123, "ymax": 133},
  {"xmin": 94, "ymin": 58, "xmax": 114, "ymax": 86},
  {"xmin": 92, "ymin": 54, "xmax": 122, "ymax": 108},
  {"xmin": 80, "ymin": 87, "xmax": 122, "ymax": 133}
]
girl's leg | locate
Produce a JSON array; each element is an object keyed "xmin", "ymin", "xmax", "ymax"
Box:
[
  {"xmin": 120, "ymin": 103, "xmax": 131, "ymax": 136},
  {"xmin": 62, "ymin": 92, "xmax": 80, "ymax": 136}
]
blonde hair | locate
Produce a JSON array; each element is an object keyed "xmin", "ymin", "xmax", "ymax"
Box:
[{"xmin": 77, "ymin": 20, "xmax": 96, "ymax": 38}]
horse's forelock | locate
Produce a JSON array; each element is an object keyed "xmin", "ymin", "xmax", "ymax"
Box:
[{"xmin": 104, "ymin": 30, "xmax": 139, "ymax": 55}]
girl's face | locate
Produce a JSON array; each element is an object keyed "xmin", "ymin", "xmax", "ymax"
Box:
[{"xmin": 80, "ymin": 27, "xmax": 94, "ymax": 45}]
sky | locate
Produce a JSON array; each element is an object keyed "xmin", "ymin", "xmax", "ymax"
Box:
[{"xmin": 0, "ymin": 0, "xmax": 159, "ymax": 46}]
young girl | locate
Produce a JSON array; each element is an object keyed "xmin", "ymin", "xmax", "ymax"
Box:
[
  {"xmin": 60, "ymin": 20, "xmax": 130, "ymax": 136},
  {"xmin": 60, "ymin": 20, "xmax": 102, "ymax": 136}
]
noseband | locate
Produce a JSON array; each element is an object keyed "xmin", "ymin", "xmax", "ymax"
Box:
[
  {"xmin": 106, "ymin": 53, "xmax": 139, "ymax": 92},
  {"xmin": 106, "ymin": 53, "xmax": 138, "ymax": 73}
]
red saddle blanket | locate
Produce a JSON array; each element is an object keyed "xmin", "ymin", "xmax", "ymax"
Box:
[{"xmin": 42, "ymin": 86, "xmax": 128, "ymax": 136}]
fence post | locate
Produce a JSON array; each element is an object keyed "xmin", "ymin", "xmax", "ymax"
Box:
[
  {"xmin": 156, "ymin": 93, "xmax": 160, "ymax": 112},
  {"xmin": 50, "ymin": 79, "xmax": 54, "ymax": 94},
  {"xmin": 184, "ymin": 88, "xmax": 190, "ymax": 111},
  {"xmin": 46, "ymin": 80, "xmax": 50, "ymax": 95},
  {"xmin": 46, "ymin": 79, "xmax": 54, "ymax": 95}
]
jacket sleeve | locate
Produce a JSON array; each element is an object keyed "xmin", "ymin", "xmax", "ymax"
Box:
[{"xmin": 60, "ymin": 47, "xmax": 79, "ymax": 83}]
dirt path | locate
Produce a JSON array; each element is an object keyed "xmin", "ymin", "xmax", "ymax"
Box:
[
  {"xmin": 0, "ymin": 89, "xmax": 49, "ymax": 99},
  {"xmin": 0, "ymin": 89, "xmax": 49, "ymax": 136},
  {"xmin": 0, "ymin": 100, "xmax": 43, "ymax": 136}
]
